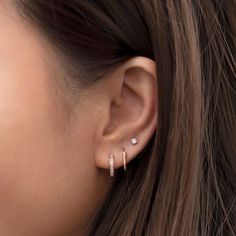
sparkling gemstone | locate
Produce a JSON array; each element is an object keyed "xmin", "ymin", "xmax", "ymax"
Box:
[{"xmin": 131, "ymin": 138, "xmax": 138, "ymax": 145}]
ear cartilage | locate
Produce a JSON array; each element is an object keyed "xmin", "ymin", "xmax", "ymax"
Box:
[{"xmin": 130, "ymin": 137, "xmax": 138, "ymax": 145}]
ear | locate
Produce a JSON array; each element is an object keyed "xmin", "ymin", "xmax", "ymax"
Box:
[{"xmin": 94, "ymin": 56, "xmax": 158, "ymax": 173}]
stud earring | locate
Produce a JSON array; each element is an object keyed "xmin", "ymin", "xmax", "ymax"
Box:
[
  {"xmin": 122, "ymin": 148, "xmax": 127, "ymax": 171},
  {"xmin": 109, "ymin": 153, "xmax": 115, "ymax": 178},
  {"xmin": 130, "ymin": 137, "xmax": 138, "ymax": 145}
]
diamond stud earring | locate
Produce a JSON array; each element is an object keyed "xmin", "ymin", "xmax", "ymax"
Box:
[{"xmin": 130, "ymin": 137, "xmax": 138, "ymax": 145}]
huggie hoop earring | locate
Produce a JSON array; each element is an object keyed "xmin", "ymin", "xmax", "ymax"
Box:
[
  {"xmin": 109, "ymin": 153, "xmax": 115, "ymax": 178},
  {"xmin": 122, "ymin": 148, "xmax": 127, "ymax": 171}
]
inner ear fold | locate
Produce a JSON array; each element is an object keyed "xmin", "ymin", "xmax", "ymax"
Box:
[
  {"xmin": 103, "ymin": 64, "xmax": 157, "ymax": 158},
  {"xmin": 104, "ymin": 65, "xmax": 157, "ymax": 140},
  {"xmin": 103, "ymin": 71, "xmax": 143, "ymax": 136}
]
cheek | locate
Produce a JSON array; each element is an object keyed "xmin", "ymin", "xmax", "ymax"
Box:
[
  {"xmin": 0, "ymin": 69, "xmax": 106, "ymax": 235},
  {"xmin": 0, "ymin": 65, "xmax": 62, "ymax": 230}
]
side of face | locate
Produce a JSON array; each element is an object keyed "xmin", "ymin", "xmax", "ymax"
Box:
[
  {"xmin": 0, "ymin": 2, "xmax": 158, "ymax": 236},
  {"xmin": 0, "ymin": 4, "xmax": 111, "ymax": 236}
]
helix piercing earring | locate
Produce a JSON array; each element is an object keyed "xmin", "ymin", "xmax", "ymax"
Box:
[
  {"xmin": 130, "ymin": 137, "xmax": 138, "ymax": 145},
  {"xmin": 122, "ymin": 148, "xmax": 127, "ymax": 171},
  {"xmin": 109, "ymin": 153, "xmax": 115, "ymax": 178}
]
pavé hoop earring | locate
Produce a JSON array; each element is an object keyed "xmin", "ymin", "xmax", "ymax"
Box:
[
  {"xmin": 122, "ymin": 148, "xmax": 127, "ymax": 171},
  {"xmin": 109, "ymin": 153, "xmax": 115, "ymax": 178}
]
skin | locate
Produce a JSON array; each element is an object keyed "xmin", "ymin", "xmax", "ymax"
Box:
[{"xmin": 0, "ymin": 3, "xmax": 158, "ymax": 236}]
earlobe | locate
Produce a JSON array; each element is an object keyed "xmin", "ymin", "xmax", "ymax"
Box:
[{"xmin": 94, "ymin": 56, "xmax": 158, "ymax": 177}]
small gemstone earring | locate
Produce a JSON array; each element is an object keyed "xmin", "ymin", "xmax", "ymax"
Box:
[
  {"xmin": 109, "ymin": 153, "xmax": 115, "ymax": 178},
  {"xmin": 130, "ymin": 137, "xmax": 138, "ymax": 145},
  {"xmin": 122, "ymin": 148, "xmax": 127, "ymax": 171}
]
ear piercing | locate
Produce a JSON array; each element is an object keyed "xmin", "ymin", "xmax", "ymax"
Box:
[
  {"xmin": 108, "ymin": 151, "xmax": 126, "ymax": 178},
  {"xmin": 108, "ymin": 137, "xmax": 137, "ymax": 178},
  {"xmin": 109, "ymin": 153, "xmax": 115, "ymax": 178},
  {"xmin": 130, "ymin": 137, "xmax": 138, "ymax": 145},
  {"xmin": 122, "ymin": 148, "xmax": 127, "ymax": 171}
]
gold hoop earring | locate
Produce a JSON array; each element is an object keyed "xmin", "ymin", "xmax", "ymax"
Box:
[
  {"xmin": 109, "ymin": 153, "xmax": 115, "ymax": 178},
  {"xmin": 122, "ymin": 148, "xmax": 127, "ymax": 171}
]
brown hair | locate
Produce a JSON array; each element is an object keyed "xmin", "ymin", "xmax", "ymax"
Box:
[{"xmin": 13, "ymin": 1, "xmax": 236, "ymax": 235}]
